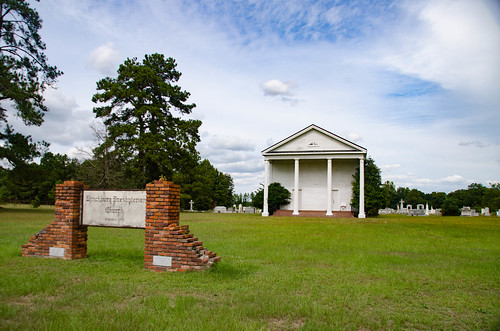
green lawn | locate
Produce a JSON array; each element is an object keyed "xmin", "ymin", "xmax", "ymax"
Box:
[{"xmin": 1, "ymin": 205, "xmax": 499, "ymax": 330}]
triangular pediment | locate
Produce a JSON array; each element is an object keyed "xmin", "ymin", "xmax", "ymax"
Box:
[{"xmin": 262, "ymin": 124, "xmax": 366, "ymax": 155}]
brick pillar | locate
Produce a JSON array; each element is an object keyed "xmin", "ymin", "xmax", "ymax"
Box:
[
  {"xmin": 144, "ymin": 180, "xmax": 220, "ymax": 272},
  {"xmin": 22, "ymin": 181, "xmax": 88, "ymax": 260}
]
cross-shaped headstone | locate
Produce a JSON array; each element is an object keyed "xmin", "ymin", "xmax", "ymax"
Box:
[{"xmin": 189, "ymin": 200, "xmax": 194, "ymax": 212}]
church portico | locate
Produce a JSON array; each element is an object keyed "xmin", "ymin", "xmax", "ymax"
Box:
[{"xmin": 262, "ymin": 125, "xmax": 366, "ymax": 218}]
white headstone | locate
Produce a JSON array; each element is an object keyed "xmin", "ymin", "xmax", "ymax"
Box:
[{"xmin": 213, "ymin": 206, "xmax": 227, "ymax": 213}]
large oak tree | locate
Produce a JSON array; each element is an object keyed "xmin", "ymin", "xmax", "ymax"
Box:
[{"xmin": 92, "ymin": 53, "xmax": 201, "ymax": 188}]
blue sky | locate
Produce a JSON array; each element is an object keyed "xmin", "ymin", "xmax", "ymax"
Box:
[{"xmin": 8, "ymin": 0, "xmax": 500, "ymax": 194}]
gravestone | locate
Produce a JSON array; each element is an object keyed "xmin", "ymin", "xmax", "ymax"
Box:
[
  {"xmin": 213, "ymin": 206, "xmax": 227, "ymax": 213},
  {"xmin": 481, "ymin": 207, "xmax": 490, "ymax": 216},
  {"xmin": 379, "ymin": 208, "xmax": 394, "ymax": 215},
  {"xmin": 461, "ymin": 206, "xmax": 474, "ymax": 216},
  {"xmin": 409, "ymin": 204, "xmax": 426, "ymax": 216},
  {"xmin": 244, "ymin": 206, "xmax": 256, "ymax": 214}
]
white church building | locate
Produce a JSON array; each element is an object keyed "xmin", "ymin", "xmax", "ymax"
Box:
[{"xmin": 261, "ymin": 124, "xmax": 366, "ymax": 218}]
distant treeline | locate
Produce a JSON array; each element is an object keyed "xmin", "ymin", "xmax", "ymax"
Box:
[{"xmin": 380, "ymin": 181, "xmax": 500, "ymax": 216}]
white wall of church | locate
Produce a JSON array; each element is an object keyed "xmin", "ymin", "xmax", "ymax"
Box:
[{"xmin": 270, "ymin": 159, "xmax": 358, "ymax": 211}]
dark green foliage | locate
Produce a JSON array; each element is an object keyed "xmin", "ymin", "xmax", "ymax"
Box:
[
  {"xmin": 0, "ymin": 152, "xmax": 78, "ymax": 204},
  {"xmin": 0, "ymin": 0, "xmax": 62, "ymax": 166},
  {"xmin": 383, "ymin": 185, "xmax": 447, "ymax": 210},
  {"xmin": 30, "ymin": 196, "xmax": 40, "ymax": 208},
  {"xmin": 441, "ymin": 196, "xmax": 460, "ymax": 216},
  {"xmin": 92, "ymin": 53, "xmax": 201, "ymax": 188},
  {"xmin": 252, "ymin": 182, "xmax": 291, "ymax": 215},
  {"xmin": 441, "ymin": 183, "xmax": 500, "ymax": 215},
  {"xmin": 426, "ymin": 191, "xmax": 447, "ymax": 209},
  {"xmin": 380, "ymin": 181, "xmax": 396, "ymax": 208},
  {"xmin": 0, "ymin": 124, "xmax": 47, "ymax": 167},
  {"xmin": 252, "ymin": 186, "xmax": 263, "ymax": 209},
  {"xmin": 351, "ymin": 157, "xmax": 384, "ymax": 217},
  {"xmin": 173, "ymin": 159, "xmax": 234, "ymax": 210},
  {"xmin": 482, "ymin": 183, "xmax": 500, "ymax": 211}
]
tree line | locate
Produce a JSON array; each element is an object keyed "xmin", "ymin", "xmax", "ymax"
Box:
[{"xmin": 351, "ymin": 158, "xmax": 500, "ymax": 217}]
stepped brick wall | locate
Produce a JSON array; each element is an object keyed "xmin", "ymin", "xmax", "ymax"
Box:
[
  {"xmin": 22, "ymin": 181, "xmax": 88, "ymax": 260},
  {"xmin": 22, "ymin": 180, "xmax": 220, "ymax": 272},
  {"xmin": 144, "ymin": 180, "xmax": 220, "ymax": 272}
]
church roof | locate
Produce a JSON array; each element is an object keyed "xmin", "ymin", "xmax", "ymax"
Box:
[{"xmin": 262, "ymin": 124, "xmax": 366, "ymax": 159}]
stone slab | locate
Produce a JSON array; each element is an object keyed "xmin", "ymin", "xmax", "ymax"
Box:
[
  {"xmin": 49, "ymin": 247, "xmax": 65, "ymax": 257},
  {"xmin": 153, "ymin": 255, "xmax": 172, "ymax": 267},
  {"xmin": 82, "ymin": 190, "xmax": 146, "ymax": 228}
]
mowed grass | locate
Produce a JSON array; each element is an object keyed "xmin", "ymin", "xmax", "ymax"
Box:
[{"xmin": 0, "ymin": 205, "xmax": 499, "ymax": 330}]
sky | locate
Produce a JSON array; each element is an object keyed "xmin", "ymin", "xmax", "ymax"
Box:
[{"xmin": 6, "ymin": 0, "xmax": 500, "ymax": 194}]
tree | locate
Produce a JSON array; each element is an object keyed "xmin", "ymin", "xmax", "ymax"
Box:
[
  {"xmin": 92, "ymin": 53, "xmax": 201, "ymax": 188},
  {"xmin": 76, "ymin": 123, "xmax": 126, "ymax": 189},
  {"xmin": 425, "ymin": 191, "xmax": 447, "ymax": 209},
  {"xmin": 441, "ymin": 195, "xmax": 460, "ymax": 216},
  {"xmin": 173, "ymin": 159, "xmax": 234, "ymax": 210},
  {"xmin": 252, "ymin": 182, "xmax": 291, "ymax": 215},
  {"xmin": 482, "ymin": 183, "xmax": 500, "ymax": 211},
  {"xmin": 0, "ymin": 151, "xmax": 78, "ymax": 205},
  {"xmin": 351, "ymin": 157, "xmax": 384, "ymax": 217},
  {"xmin": 405, "ymin": 188, "xmax": 425, "ymax": 207},
  {"xmin": 380, "ymin": 180, "xmax": 396, "ymax": 208},
  {"xmin": 0, "ymin": 0, "xmax": 62, "ymax": 166}
]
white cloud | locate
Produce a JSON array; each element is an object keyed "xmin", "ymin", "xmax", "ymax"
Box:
[
  {"xmin": 441, "ymin": 175, "xmax": 466, "ymax": 183},
  {"xmin": 261, "ymin": 79, "xmax": 291, "ymax": 96},
  {"xmin": 87, "ymin": 42, "xmax": 120, "ymax": 75},
  {"xmin": 261, "ymin": 79, "xmax": 300, "ymax": 103},
  {"xmin": 43, "ymin": 88, "xmax": 78, "ymax": 122},
  {"xmin": 380, "ymin": 0, "xmax": 500, "ymax": 101}
]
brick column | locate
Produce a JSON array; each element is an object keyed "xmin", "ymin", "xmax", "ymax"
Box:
[
  {"xmin": 144, "ymin": 180, "xmax": 220, "ymax": 272},
  {"xmin": 22, "ymin": 181, "xmax": 88, "ymax": 260}
]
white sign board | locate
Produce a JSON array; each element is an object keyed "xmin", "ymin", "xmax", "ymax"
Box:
[{"xmin": 82, "ymin": 190, "xmax": 146, "ymax": 228}]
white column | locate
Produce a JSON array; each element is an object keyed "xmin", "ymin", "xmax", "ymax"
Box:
[
  {"xmin": 326, "ymin": 158, "xmax": 333, "ymax": 216},
  {"xmin": 358, "ymin": 158, "xmax": 366, "ymax": 218},
  {"xmin": 262, "ymin": 160, "xmax": 270, "ymax": 217},
  {"xmin": 293, "ymin": 158, "xmax": 300, "ymax": 215}
]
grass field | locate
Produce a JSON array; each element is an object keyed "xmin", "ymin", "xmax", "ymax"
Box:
[{"xmin": 1, "ymin": 205, "xmax": 499, "ymax": 330}]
